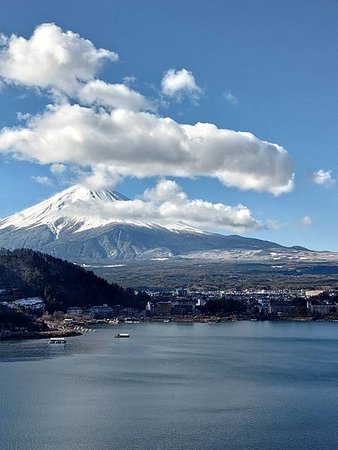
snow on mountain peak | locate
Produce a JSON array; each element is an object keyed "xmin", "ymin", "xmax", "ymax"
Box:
[
  {"xmin": 59, "ymin": 185, "xmax": 129, "ymax": 203},
  {"xmin": 0, "ymin": 185, "xmax": 203, "ymax": 236},
  {"xmin": 0, "ymin": 185, "xmax": 130, "ymax": 235}
]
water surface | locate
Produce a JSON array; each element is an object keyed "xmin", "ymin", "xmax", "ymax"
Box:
[{"xmin": 1, "ymin": 321, "xmax": 338, "ymax": 450}]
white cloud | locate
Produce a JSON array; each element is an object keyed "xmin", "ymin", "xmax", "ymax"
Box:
[
  {"xmin": 0, "ymin": 24, "xmax": 153, "ymax": 112},
  {"xmin": 77, "ymin": 80, "xmax": 152, "ymax": 111},
  {"xmin": 16, "ymin": 112, "xmax": 31, "ymax": 121},
  {"xmin": 123, "ymin": 75, "xmax": 136, "ymax": 85},
  {"xmin": 69, "ymin": 179, "xmax": 263, "ymax": 233},
  {"xmin": 312, "ymin": 169, "xmax": 335, "ymax": 187},
  {"xmin": 0, "ymin": 34, "xmax": 8, "ymax": 46},
  {"xmin": 0, "ymin": 23, "xmax": 118, "ymax": 95},
  {"xmin": 50, "ymin": 163, "xmax": 67, "ymax": 175},
  {"xmin": 0, "ymin": 24, "xmax": 294, "ymax": 198},
  {"xmin": 31, "ymin": 175, "xmax": 53, "ymax": 186},
  {"xmin": 300, "ymin": 216, "xmax": 312, "ymax": 226},
  {"xmin": 143, "ymin": 179, "xmax": 186, "ymax": 202},
  {"xmin": 266, "ymin": 219, "xmax": 282, "ymax": 230},
  {"xmin": 161, "ymin": 68, "xmax": 202, "ymax": 101},
  {"xmin": 82, "ymin": 165, "xmax": 123, "ymax": 190},
  {"xmin": 224, "ymin": 91, "xmax": 239, "ymax": 105},
  {"xmin": 0, "ymin": 103, "xmax": 294, "ymax": 195}
]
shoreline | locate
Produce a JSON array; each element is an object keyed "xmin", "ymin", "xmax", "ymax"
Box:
[
  {"xmin": 0, "ymin": 329, "xmax": 82, "ymax": 342},
  {"xmin": 2, "ymin": 316, "xmax": 338, "ymax": 342}
]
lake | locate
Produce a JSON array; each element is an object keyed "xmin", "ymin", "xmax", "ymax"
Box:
[{"xmin": 1, "ymin": 321, "xmax": 338, "ymax": 450}]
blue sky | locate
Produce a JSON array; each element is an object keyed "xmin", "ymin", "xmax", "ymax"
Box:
[{"xmin": 0, "ymin": 0, "xmax": 337, "ymax": 250}]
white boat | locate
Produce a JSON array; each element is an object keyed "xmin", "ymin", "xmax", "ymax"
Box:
[
  {"xmin": 49, "ymin": 337, "xmax": 66, "ymax": 345},
  {"xmin": 115, "ymin": 333, "xmax": 130, "ymax": 338}
]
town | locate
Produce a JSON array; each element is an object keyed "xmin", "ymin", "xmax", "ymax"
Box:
[{"xmin": 1, "ymin": 286, "xmax": 338, "ymax": 340}]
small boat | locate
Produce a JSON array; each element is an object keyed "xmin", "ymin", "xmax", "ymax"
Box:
[
  {"xmin": 115, "ymin": 333, "xmax": 130, "ymax": 338},
  {"xmin": 49, "ymin": 337, "xmax": 66, "ymax": 345}
]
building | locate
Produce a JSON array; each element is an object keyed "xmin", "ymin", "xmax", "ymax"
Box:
[
  {"xmin": 171, "ymin": 301, "xmax": 196, "ymax": 316},
  {"xmin": 307, "ymin": 303, "xmax": 337, "ymax": 315},
  {"xmin": 268, "ymin": 301, "xmax": 293, "ymax": 315},
  {"xmin": 67, "ymin": 306, "xmax": 84, "ymax": 315},
  {"xmin": 88, "ymin": 305, "xmax": 114, "ymax": 318},
  {"xmin": 155, "ymin": 302, "xmax": 172, "ymax": 316}
]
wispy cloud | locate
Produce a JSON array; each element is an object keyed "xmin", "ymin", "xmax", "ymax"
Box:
[
  {"xmin": 123, "ymin": 75, "xmax": 136, "ymax": 85},
  {"xmin": 16, "ymin": 112, "xmax": 31, "ymax": 121},
  {"xmin": 31, "ymin": 175, "xmax": 53, "ymax": 186},
  {"xmin": 223, "ymin": 91, "xmax": 239, "ymax": 105},
  {"xmin": 300, "ymin": 215, "xmax": 312, "ymax": 226}
]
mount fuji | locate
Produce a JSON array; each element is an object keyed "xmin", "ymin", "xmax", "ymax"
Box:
[{"xmin": 0, "ymin": 185, "xmax": 312, "ymax": 264}]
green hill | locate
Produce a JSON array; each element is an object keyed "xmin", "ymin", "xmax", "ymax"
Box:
[{"xmin": 0, "ymin": 248, "xmax": 148, "ymax": 312}]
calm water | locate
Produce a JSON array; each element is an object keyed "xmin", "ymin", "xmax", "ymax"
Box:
[{"xmin": 1, "ymin": 321, "xmax": 338, "ymax": 450}]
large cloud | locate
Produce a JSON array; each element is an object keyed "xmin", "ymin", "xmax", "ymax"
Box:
[
  {"xmin": 68, "ymin": 179, "xmax": 263, "ymax": 233},
  {"xmin": 0, "ymin": 103, "xmax": 293, "ymax": 195},
  {"xmin": 0, "ymin": 23, "xmax": 118, "ymax": 94},
  {"xmin": 0, "ymin": 24, "xmax": 153, "ymax": 112},
  {"xmin": 0, "ymin": 23, "xmax": 294, "ymax": 196}
]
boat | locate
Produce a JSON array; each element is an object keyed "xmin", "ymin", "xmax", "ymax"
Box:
[
  {"xmin": 115, "ymin": 333, "xmax": 130, "ymax": 338},
  {"xmin": 49, "ymin": 337, "xmax": 66, "ymax": 345}
]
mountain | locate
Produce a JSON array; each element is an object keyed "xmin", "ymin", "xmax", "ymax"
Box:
[{"xmin": 0, "ymin": 185, "xmax": 310, "ymax": 264}]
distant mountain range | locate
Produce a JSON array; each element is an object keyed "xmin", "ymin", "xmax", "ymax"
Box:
[{"xmin": 0, "ymin": 185, "xmax": 317, "ymax": 265}]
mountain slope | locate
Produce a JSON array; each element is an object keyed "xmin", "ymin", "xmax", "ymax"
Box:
[
  {"xmin": 0, "ymin": 248, "xmax": 147, "ymax": 311},
  {"xmin": 0, "ymin": 185, "xmax": 309, "ymax": 263}
]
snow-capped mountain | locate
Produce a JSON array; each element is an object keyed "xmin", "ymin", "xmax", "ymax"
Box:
[
  {"xmin": 0, "ymin": 185, "xmax": 127, "ymax": 235},
  {"xmin": 0, "ymin": 185, "xmax": 201, "ymax": 235},
  {"xmin": 0, "ymin": 185, "xmax": 310, "ymax": 263}
]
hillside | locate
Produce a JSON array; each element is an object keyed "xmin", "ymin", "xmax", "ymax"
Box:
[{"xmin": 0, "ymin": 248, "xmax": 148, "ymax": 312}]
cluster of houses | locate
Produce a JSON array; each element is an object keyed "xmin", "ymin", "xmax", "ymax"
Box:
[
  {"xmin": 1, "ymin": 287, "xmax": 338, "ymax": 321},
  {"xmin": 144, "ymin": 288, "xmax": 338, "ymax": 319},
  {"xmin": 66, "ymin": 304, "xmax": 139, "ymax": 319}
]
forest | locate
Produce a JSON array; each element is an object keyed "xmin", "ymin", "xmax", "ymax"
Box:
[{"xmin": 0, "ymin": 248, "xmax": 148, "ymax": 313}]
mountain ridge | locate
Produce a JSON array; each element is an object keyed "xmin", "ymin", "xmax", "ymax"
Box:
[{"xmin": 0, "ymin": 185, "xmax": 312, "ymax": 263}]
